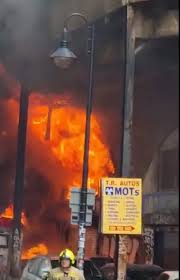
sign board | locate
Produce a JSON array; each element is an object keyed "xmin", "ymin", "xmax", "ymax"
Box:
[
  {"xmin": 69, "ymin": 188, "xmax": 95, "ymax": 226},
  {"xmin": 101, "ymin": 178, "xmax": 142, "ymax": 235}
]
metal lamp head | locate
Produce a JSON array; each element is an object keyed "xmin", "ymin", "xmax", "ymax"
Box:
[{"xmin": 50, "ymin": 28, "xmax": 77, "ymax": 69}]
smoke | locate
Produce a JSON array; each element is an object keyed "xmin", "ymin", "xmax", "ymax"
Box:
[
  {"xmin": 0, "ymin": 0, "xmax": 88, "ymax": 95},
  {"xmin": 0, "ymin": 0, "xmax": 46, "ymax": 56}
]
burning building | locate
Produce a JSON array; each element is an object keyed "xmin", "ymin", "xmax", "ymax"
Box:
[
  {"xmin": 0, "ymin": 62, "xmax": 115, "ymax": 258},
  {"xmin": 0, "ymin": 0, "xmax": 179, "ymax": 270}
]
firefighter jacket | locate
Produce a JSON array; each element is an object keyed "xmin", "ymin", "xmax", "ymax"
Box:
[{"xmin": 48, "ymin": 266, "xmax": 85, "ymax": 280}]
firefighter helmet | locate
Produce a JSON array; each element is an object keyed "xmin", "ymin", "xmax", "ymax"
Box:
[{"xmin": 59, "ymin": 249, "xmax": 76, "ymax": 265}]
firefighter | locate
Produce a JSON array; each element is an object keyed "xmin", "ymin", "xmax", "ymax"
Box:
[{"xmin": 48, "ymin": 249, "xmax": 85, "ymax": 280}]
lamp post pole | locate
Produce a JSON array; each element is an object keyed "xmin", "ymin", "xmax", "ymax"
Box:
[
  {"xmin": 77, "ymin": 23, "xmax": 95, "ymax": 271},
  {"xmin": 11, "ymin": 86, "xmax": 29, "ymax": 277},
  {"xmin": 50, "ymin": 13, "xmax": 95, "ymax": 271}
]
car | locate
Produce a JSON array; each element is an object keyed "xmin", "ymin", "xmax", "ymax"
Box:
[
  {"xmin": 157, "ymin": 271, "xmax": 179, "ymax": 280},
  {"xmin": 20, "ymin": 255, "xmax": 106, "ymax": 280},
  {"xmin": 90, "ymin": 256, "xmax": 113, "ymax": 269},
  {"xmin": 100, "ymin": 263, "xmax": 164, "ymax": 280},
  {"xmin": 20, "ymin": 256, "xmax": 51, "ymax": 280},
  {"xmin": 80, "ymin": 259, "xmax": 105, "ymax": 280}
]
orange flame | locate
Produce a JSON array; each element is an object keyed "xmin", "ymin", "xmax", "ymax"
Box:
[
  {"xmin": 22, "ymin": 243, "xmax": 48, "ymax": 260},
  {"xmin": 0, "ymin": 204, "xmax": 27, "ymax": 226},
  {"xmin": 28, "ymin": 93, "xmax": 115, "ymax": 193},
  {"xmin": 1, "ymin": 63, "xmax": 115, "ymax": 258}
]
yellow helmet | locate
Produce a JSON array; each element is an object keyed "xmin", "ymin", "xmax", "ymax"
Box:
[{"xmin": 59, "ymin": 249, "xmax": 76, "ymax": 265}]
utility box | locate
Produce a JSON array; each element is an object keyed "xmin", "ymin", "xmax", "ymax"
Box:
[
  {"xmin": 70, "ymin": 187, "xmax": 96, "ymax": 226},
  {"xmin": 0, "ymin": 217, "xmax": 24, "ymax": 279},
  {"xmin": 0, "ymin": 219, "xmax": 12, "ymax": 280}
]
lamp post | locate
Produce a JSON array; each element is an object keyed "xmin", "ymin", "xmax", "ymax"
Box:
[
  {"xmin": 11, "ymin": 86, "xmax": 29, "ymax": 277},
  {"xmin": 50, "ymin": 13, "xmax": 95, "ymax": 271}
]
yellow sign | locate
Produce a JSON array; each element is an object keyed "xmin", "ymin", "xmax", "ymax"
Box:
[{"xmin": 101, "ymin": 178, "xmax": 142, "ymax": 235}]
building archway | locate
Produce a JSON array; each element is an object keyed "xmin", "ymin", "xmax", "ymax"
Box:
[{"xmin": 143, "ymin": 128, "xmax": 179, "ymax": 269}]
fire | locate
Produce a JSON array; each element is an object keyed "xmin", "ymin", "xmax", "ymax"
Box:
[
  {"xmin": 0, "ymin": 63, "xmax": 115, "ymax": 259},
  {"xmin": 0, "ymin": 206, "xmax": 48, "ymax": 260},
  {"xmin": 0, "ymin": 204, "xmax": 27, "ymax": 226},
  {"xmin": 22, "ymin": 244, "xmax": 48, "ymax": 260},
  {"xmin": 28, "ymin": 93, "xmax": 115, "ymax": 192}
]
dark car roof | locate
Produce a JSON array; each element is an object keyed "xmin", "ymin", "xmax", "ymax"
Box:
[
  {"xmin": 101, "ymin": 263, "xmax": 164, "ymax": 279},
  {"xmin": 102, "ymin": 263, "xmax": 163, "ymax": 271},
  {"xmin": 127, "ymin": 264, "xmax": 164, "ymax": 273}
]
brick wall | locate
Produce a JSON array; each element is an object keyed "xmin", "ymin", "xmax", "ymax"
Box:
[
  {"xmin": 85, "ymin": 228, "xmax": 98, "ymax": 258},
  {"xmin": 85, "ymin": 228, "xmax": 115, "ymax": 258}
]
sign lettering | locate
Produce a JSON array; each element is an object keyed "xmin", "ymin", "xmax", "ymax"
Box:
[{"xmin": 101, "ymin": 178, "xmax": 142, "ymax": 235}]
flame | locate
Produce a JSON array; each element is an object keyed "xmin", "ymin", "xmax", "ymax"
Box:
[
  {"xmin": 0, "ymin": 64, "xmax": 115, "ymax": 258},
  {"xmin": 28, "ymin": 93, "xmax": 115, "ymax": 193},
  {"xmin": 22, "ymin": 243, "xmax": 48, "ymax": 260},
  {"xmin": 0, "ymin": 204, "xmax": 27, "ymax": 226},
  {"xmin": 0, "ymin": 207, "xmax": 47, "ymax": 260}
]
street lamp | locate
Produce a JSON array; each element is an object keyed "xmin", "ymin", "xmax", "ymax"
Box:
[
  {"xmin": 50, "ymin": 13, "xmax": 95, "ymax": 271},
  {"xmin": 50, "ymin": 27, "xmax": 77, "ymax": 69},
  {"xmin": 11, "ymin": 86, "xmax": 29, "ymax": 277}
]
